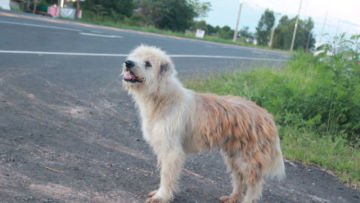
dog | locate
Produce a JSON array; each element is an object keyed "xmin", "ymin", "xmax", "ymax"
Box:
[{"xmin": 122, "ymin": 45, "xmax": 285, "ymax": 203}]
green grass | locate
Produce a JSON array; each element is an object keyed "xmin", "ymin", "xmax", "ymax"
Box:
[
  {"xmin": 281, "ymin": 126, "xmax": 360, "ymax": 189},
  {"xmin": 186, "ymin": 52, "xmax": 360, "ymax": 189}
]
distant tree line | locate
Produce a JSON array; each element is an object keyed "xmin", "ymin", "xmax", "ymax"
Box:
[
  {"xmin": 194, "ymin": 9, "xmax": 315, "ymax": 50},
  {"xmin": 81, "ymin": 1, "xmax": 315, "ymax": 50},
  {"xmin": 22, "ymin": 0, "xmax": 316, "ymax": 50}
]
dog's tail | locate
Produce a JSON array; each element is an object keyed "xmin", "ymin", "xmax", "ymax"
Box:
[{"xmin": 265, "ymin": 137, "xmax": 286, "ymax": 180}]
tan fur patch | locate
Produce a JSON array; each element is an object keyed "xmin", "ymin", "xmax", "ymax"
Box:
[{"xmin": 194, "ymin": 93, "xmax": 280, "ymax": 185}]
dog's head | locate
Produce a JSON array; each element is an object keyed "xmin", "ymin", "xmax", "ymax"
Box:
[{"xmin": 122, "ymin": 45, "xmax": 176, "ymax": 94}]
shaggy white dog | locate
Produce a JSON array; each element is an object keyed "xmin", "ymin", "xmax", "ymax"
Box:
[{"xmin": 122, "ymin": 45, "xmax": 285, "ymax": 203}]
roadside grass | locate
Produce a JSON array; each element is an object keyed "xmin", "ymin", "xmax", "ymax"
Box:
[
  {"xmin": 281, "ymin": 126, "xmax": 360, "ymax": 189},
  {"xmin": 186, "ymin": 51, "xmax": 360, "ymax": 189},
  {"xmin": 78, "ymin": 17, "xmax": 267, "ymax": 49}
]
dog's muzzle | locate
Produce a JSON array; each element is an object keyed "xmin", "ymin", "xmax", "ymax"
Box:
[{"xmin": 123, "ymin": 60, "xmax": 143, "ymax": 83}]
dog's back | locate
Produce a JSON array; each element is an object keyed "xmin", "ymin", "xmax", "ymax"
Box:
[{"xmin": 192, "ymin": 93, "xmax": 285, "ymax": 195}]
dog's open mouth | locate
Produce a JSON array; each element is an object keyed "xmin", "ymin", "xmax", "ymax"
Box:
[{"xmin": 123, "ymin": 71, "xmax": 143, "ymax": 83}]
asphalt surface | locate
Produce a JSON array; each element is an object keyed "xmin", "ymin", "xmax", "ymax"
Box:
[{"xmin": 0, "ymin": 11, "xmax": 359, "ymax": 203}]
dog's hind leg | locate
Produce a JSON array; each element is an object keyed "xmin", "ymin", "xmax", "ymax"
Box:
[
  {"xmin": 242, "ymin": 179, "xmax": 263, "ymax": 203},
  {"xmin": 220, "ymin": 150, "xmax": 245, "ymax": 203},
  {"xmin": 241, "ymin": 160, "xmax": 264, "ymax": 203}
]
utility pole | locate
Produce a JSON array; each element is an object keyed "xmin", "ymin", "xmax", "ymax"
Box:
[
  {"xmin": 269, "ymin": 27, "xmax": 275, "ymax": 48},
  {"xmin": 59, "ymin": 0, "xmax": 64, "ymax": 8},
  {"xmin": 32, "ymin": 0, "xmax": 38, "ymax": 14},
  {"xmin": 25, "ymin": 0, "xmax": 31, "ymax": 11},
  {"xmin": 76, "ymin": 0, "xmax": 81, "ymax": 19},
  {"xmin": 290, "ymin": 0, "xmax": 303, "ymax": 51},
  {"xmin": 306, "ymin": 29, "xmax": 312, "ymax": 51},
  {"xmin": 233, "ymin": 1, "xmax": 244, "ymax": 42}
]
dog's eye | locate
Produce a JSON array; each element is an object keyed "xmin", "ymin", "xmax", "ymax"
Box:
[{"xmin": 145, "ymin": 61, "xmax": 152, "ymax": 68}]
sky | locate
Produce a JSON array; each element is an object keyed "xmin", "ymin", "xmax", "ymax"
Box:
[{"xmin": 199, "ymin": 0, "xmax": 360, "ymax": 43}]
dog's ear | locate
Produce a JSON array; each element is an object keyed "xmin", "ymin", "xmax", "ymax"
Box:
[{"xmin": 160, "ymin": 62, "xmax": 169, "ymax": 75}]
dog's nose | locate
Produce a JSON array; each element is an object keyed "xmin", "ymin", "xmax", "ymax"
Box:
[{"xmin": 124, "ymin": 60, "xmax": 135, "ymax": 69}]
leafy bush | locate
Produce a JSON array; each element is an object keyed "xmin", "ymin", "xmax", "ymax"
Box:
[{"xmin": 82, "ymin": 0, "xmax": 134, "ymax": 20}]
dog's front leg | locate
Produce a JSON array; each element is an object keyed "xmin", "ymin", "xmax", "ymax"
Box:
[{"xmin": 147, "ymin": 148, "xmax": 185, "ymax": 203}]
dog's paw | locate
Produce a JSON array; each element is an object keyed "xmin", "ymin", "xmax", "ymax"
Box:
[
  {"xmin": 145, "ymin": 196, "xmax": 168, "ymax": 203},
  {"xmin": 146, "ymin": 190, "xmax": 171, "ymax": 203},
  {"xmin": 219, "ymin": 195, "xmax": 239, "ymax": 203},
  {"xmin": 147, "ymin": 190, "xmax": 158, "ymax": 198}
]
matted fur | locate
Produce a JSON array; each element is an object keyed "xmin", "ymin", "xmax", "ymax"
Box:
[{"xmin": 122, "ymin": 45, "xmax": 285, "ymax": 203}]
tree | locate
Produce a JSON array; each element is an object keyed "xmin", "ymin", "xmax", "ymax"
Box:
[
  {"xmin": 272, "ymin": 16, "xmax": 316, "ymax": 50},
  {"xmin": 256, "ymin": 9, "xmax": 275, "ymax": 46},
  {"xmin": 206, "ymin": 24, "xmax": 217, "ymax": 35},
  {"xmin": 152, "ymin": 0, "xmax": 196, "ymax": 31},
  {"xmin": 83, "ymin": 0, "xmax": 134, "ymax": 20},
  {"xmin": 188, "ymin": 0, "xmax": 211, "ymax": 18},
  {"xmin": 239, "ymin": 26, "xmax": 255, "ymax": 43},
  {"xmin": 135, "ymin": 0, "xmax": 210, "ymax": 32},
  {"xmin": 272, "ymin": 16, "xmax": 291, "ymax": 49},
  {"xmin": 219, "ymin": 26, "xmax": 234, "ymax": 39},
  {"xmin": 193, "ymin": 20, "xmax": 207, "ymax": 31}
]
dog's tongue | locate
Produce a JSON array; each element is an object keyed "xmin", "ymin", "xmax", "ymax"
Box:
[{"xmin": 123, "ymin": 72, "xmax": 135, "ymax": 80}]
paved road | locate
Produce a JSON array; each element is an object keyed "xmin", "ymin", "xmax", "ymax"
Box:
[{"xmin": 0, "ymin": 11, "xmax": 359, "ymax": 203}]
